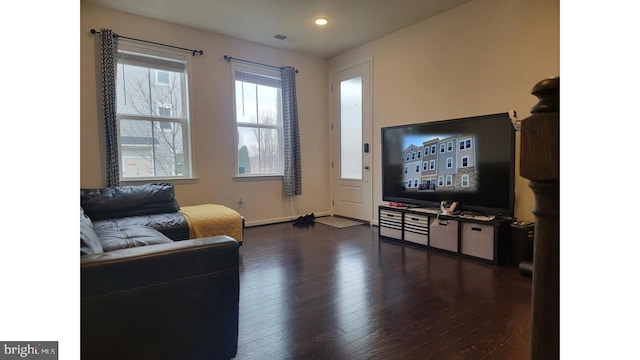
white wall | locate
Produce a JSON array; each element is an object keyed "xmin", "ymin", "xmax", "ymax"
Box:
[
  {"xmin": 81, "ymin": 4, "xmax": 331, "ymax": 226},
  {"xmin": 329, "ymin": 0, "xmax": 559, "ymax": 222}
]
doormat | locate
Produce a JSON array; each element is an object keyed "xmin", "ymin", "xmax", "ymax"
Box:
[{"xmin": 314, "ymin": 216, "xmax": 366, "ymax": 228}]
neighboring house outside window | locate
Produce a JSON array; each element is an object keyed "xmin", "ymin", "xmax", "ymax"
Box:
[
  {"xmin": 233, "ymin": 63, "xmax": 283, "ymax": 176},
  {"xmin": 116, "ymin": 41, "xmax": 192, "ymax": 179}
]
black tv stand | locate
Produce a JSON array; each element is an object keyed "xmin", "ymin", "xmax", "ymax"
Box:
[
  {"xmin": 387, "ymin": 202, "xmax": 423, "ymax": 209},
  {"xmin": 378, "ymin": 205, "xmax": 511, "ymax": 264}
]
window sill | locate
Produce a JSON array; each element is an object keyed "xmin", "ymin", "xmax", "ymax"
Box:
[
  {"xmin": 233, "ymin": 174, "xmax": 283, "ymax": 182},
  {"xmin": 120, "ymin": 177, "xmax": 200, "ymax": 186}
]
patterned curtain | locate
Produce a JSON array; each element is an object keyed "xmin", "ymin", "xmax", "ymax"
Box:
[
  {"xmin": 99, "ymin": 29, "xmax": 120, "ymax": 187},
  {"xmin": 281, "ymin": 66, "xmax": 302, "ymax": 196}
]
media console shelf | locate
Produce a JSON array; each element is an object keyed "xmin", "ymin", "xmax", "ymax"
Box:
[{"xmin": 378, "ymin": 205, "xmax": 511, "ymax": 264}]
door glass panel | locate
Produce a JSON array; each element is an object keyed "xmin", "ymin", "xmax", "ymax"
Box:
[{"xmin": 340, "ymin": 76, "xmax": 362, "ymax": 179}]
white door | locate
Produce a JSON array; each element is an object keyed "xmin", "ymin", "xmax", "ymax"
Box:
[{"xmin": 330, "ymin": 61, "xmax": 372, "ymax": 221}]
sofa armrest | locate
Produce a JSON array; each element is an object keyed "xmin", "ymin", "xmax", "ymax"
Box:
[
  {"xmin": 81, "ymin": 236, "xmax": 239, "ymax": 359},
  {"xmin": 81, "ymin": 235, "xmax": 238, "ymax": 297}
]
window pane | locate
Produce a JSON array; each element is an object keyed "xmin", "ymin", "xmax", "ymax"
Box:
[
  {"xmin": 259, "ymin": 128, "xmax": 281, "ymax": 173},
  {"xmin": 238, "ymin": 126, "xmax": 282, "ymax": 174},
  {"xmin": 340, "ymin": 76, "xmax": 362, "ymax": 180},
  {"xmin": 151, "ymin": 70, "xmax": 183, "ymax": 118},
  {"xmin": 119, "ymin": 119, "xmax": 185, "ymax": 177},
  {"xmin": 238, "ymin": 127, "xmax": 258, "ymax": 174},
  {"xmin": 117, "ymin": 64, "xmax": 184, "ymax": 118},
  {"xmin": 257, "ymin": 85, "xmax": 279, "ymax": 125},
  {"xmin": 117, "ymin": 64, "xmax": 152, "ymax": 116},
  {"xmin": 120, "ymin": 119, "xmax": 154, "ymax": 178},
  {"xmin": 153, "ymin": 121, "xmax": 184, "ymax": 176},
  {"xmin": 236, "ymin": 81, "xmax": 257, "ymax": 124}
]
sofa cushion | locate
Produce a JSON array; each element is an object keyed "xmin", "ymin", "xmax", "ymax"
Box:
[
  {"xmin": 95, "ymin": 226, "xmax": 173, "ymax": 252},
  {"xmin": 92, "ymin": 213, "xmax": 190, "ymax": 241},
  {"xmin": 81, "ymin": 207, "xmax": 103, "ymax": 255},
  {"xmin": 80, "ymin": 183, "xmax": 180, "ymax": 221}
]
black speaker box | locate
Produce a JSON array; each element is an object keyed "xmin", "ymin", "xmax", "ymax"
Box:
[{"xmin": 508, "ymin": 222, "xmax": 534, "ymax": 267}]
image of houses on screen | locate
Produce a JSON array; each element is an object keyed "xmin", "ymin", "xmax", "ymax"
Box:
[{"xmin": 401, "ymin": 134, "xmax": 477, "ymax": 192}]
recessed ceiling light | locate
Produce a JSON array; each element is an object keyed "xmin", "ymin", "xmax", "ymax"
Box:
[{"xmin": 314, "ymin": 17, "xmax": 329, "ymax": 26}]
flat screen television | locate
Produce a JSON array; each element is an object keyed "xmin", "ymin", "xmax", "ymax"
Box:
[{"xmin": 381, "ymin": 112, "xmax": 515, "ymax": 216}]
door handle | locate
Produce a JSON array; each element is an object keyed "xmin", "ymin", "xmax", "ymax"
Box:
[{"xmin": 364, "ymin": 166, "xmax": 370, "ymax": 170}]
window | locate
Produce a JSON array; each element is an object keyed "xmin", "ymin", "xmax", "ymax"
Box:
[
  {"xmin": 404, "ymin": 166, "xmax": 408, "ymax": 174},
  {"xmin": 415, "ymin": 164, "xmax": 420, "ymax": 172},
  {"xmin": 461, "ymin": 156, "xmax": 469, "ymax": 167},
  {"xmin": 446, "ymin": 175, "xmax": 453, "ymax": 186},
  {"xmin": 461, "ymin": 174, "xmax": 470, "ymax": 187},
  {"xmin": 447, "ymin": 141, "xmax": 453, "ymax": 152},
  {"xmin": 429, "ymin": 160, "xmax": 436, "ymax": 170},
  {"xmin": 423, "ymin": 161, "xmax": 428, "ymax": 171},
  {"xmin": 460, "ymin": 138, "xmax": 472, "ymax": 149},
  {"xmin": 431, "ymin": 145, "xmax": 436, "ymax": 155},
  {"xmin": 155, "ymin": 70, "xmax": 170, "ymax": 85},
  {"xmin": 440, "ymin": 144, "xmax": 446, "ymax": 153},
  {"xmin": 446, "ymin": 157, "xmax": 453, "ymax": 169},
  {"xmin": 233, "ymin": 63, "xmax": 283, "ymax": 176},
  {"xmin": 438, "ymin": 176, "xmax": 444, "ymax": 186},
  {"xmin": 157, "ymin": 105, "xmax": 172, "ymax": 117},
  {"xmin": 116, "ymin": 42, "xmax": 191, "ymax": 179}
]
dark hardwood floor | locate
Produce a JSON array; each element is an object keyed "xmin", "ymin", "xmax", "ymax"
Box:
[{"xmin": 234, "ymin": 221, "xmax": 532, "ymax": 359}]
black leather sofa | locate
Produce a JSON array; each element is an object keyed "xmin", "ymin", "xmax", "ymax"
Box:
[
  {"xmin": 81, "ymin": 183, "xmax": 191, "ymax": 243},
  {"xmin": 80, "ymin": 183, "xmax": 239, "ymax": 359}
]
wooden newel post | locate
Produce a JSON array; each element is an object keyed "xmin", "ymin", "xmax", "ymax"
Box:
[{"xmin": 520, "ymin": 76, "xmax": 559, "ymax": 360}]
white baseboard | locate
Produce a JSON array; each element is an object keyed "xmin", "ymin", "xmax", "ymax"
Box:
[{"xmin": 245, "ymin": 211, "xmax": 332, "ymax": 227}]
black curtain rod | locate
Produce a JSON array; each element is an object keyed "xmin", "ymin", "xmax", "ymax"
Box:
[
  {"xmin": 90, "ymin": 29, "xmax": 204, "ymax": 56},
  {"xmin": 224, "ymin": 55, "xmax": 298, "ymax": 73}
]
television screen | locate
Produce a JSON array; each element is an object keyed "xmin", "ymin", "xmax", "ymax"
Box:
[{"xmin": 381, "ymin": 112, "xmax": 515, "ymax": 215}]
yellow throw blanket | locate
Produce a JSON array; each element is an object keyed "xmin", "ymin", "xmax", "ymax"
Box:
[{"xmin": 179, "ymin": 204, "xmax": 243, "ymax": 243}]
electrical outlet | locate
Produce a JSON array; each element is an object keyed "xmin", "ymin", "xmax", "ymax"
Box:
[{"xmin": 238, "ymin": 196, "xmax": 244, "ymax": 208}]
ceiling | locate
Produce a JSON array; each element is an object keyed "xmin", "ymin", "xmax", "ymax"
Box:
[{"xmin": 82, "ymin": 0, "xmax": 473, "ymax": 59}]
